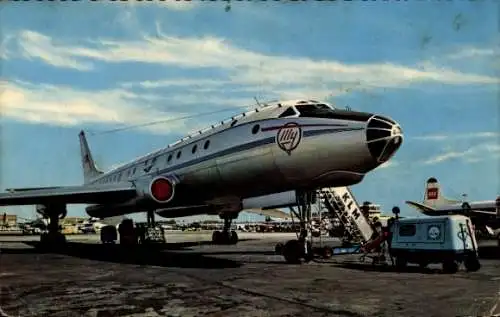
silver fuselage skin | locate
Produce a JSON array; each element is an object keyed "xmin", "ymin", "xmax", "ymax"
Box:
[{"xmin": 85, "ymin": 103, "xmax": 403, "ymax": 218}]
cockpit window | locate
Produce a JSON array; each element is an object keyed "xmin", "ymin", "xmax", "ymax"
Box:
[
  {"xmin": 295, "ymin": 104, "xmax": 335, "ymax": 118},
  {"xmin": 278, "ymin": 107, "xmax": 298, "ymax": 118}
]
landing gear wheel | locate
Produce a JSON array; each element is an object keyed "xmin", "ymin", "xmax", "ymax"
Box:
[
  {"xmin": 395, "ymin": 257, "xmax": 407, "ymax": 270},
  {"xmin": 464, "ymin": 256, "xmax": 481, "ymax": 272},
  {"xmin": 275, "ymin": 243, "xmax": 284, "ymax": 255},
  {"xmin": 212, "ymin": 231, "xmax": 222, "ymax": 244},
  {"xmin": 212, "ymin": 230, "xmax": 238, "ymax": 245},
  {"xmin": 39, "ymin": 232, "xmax": 66, "ymax": 251},
  {"xmin": 442, "ymin": 260, "xmax": 459, "ymax": 274},
  {"xmin": 283, "ymin": 240, "xmax": 302, "ymax": 264},
  {"xmin": 229, "ymin": 230, "xmax": 238, "ymax": 245}
]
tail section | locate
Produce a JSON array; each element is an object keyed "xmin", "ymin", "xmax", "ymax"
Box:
[
  {"xmin": 79, "ymin": 130, "xmax": 104, "ymax": 183},
  {"xmin": 423, "ymin": 177, "xmax": 461, "ymax": 207}
]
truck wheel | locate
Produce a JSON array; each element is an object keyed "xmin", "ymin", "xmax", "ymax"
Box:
[
  {"xmin": 275, "ymin": 243, "xmax": 284, "ymax": 255},
  {"xmin": 442, "ymin": 260, "xmax": 459, "ymax": 274},
  {"xmin": 464, "ymin": 257, "xmax": 481, "ymax": 272},
  {"xmin": 395, "ymin": 257, "xmax": 407, "ymax": 270},
  {"xmin": 418, "ymin": 261, "xmax": 428, "ymax": 269}
]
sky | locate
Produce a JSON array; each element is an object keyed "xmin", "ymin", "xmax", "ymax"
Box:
[{"xmin": 0, "ymin": 1, "xmax": 499, "ymax": 223}]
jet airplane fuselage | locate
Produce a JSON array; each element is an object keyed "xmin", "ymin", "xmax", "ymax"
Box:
[{"xmin": 0, "ymin": 99, "xmax": 404, "ymax": 221}]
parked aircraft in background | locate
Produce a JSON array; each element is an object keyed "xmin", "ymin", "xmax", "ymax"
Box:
[
  {"xmin": 0, "ymin": 99, "xmax": 403, "ymax": 261},
  {"xmin": 406, "ymin": 177, "xmax": 500, "ymax": 238}
]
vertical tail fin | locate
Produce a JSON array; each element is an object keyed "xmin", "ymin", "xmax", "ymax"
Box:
[
  {"xmin": 79, "ymin": 130, "xmax": 104, "ymax": 183},
  {"xmin": 423, "ymin": 177, "xmax": 461, "ymax": 207}
]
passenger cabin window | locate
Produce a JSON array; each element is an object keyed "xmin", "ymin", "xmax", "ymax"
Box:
[
  {"xmin": 279, "ymin": 107, "xmax": 298, "ymax": 118},
  {"xmin": 399, "ymin": 224, "xmax": 416, "ymax": 237},
  {"xmin": 252, "ymin": 124, "xmax": 260, "ymax": 134},
  {"xmin": 295, "ymin": 104, "xmax": 336, "ymax": 118}
]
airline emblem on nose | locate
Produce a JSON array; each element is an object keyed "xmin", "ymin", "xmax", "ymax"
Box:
[{"xmin": 276, "ymin": 122, "xmax": 302, "ymax": 155}]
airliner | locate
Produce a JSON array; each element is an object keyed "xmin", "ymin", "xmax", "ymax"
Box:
[
  {"xmin": 0, "ymin": 99, "xmax": 403, "ymax": 250},
  {"xmin": 406, "ymin": 177, "xmax": 500, "ymax": 237}
]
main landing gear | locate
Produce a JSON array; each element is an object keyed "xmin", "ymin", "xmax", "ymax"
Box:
[
  {"xmin": 212, "ymin": 216, "xmax": 239, "ymax": 245},
  {"xmin": 275, "ymin": 191, "xmax": 315, "ymax": 264},
  {"xmin": 140, "ymin": 210, "xmax": 165, "ymax": 244},
  {"xmin": 38, "ymin": 204, "xmax": 67, "ymax": 250}
]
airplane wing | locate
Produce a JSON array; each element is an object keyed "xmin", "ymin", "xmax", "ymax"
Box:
[
  {"xmin": 5, "ymin": 186, "xmax": 62, "ymax": 192},
  {"xmin": 243, "ymin": 208, "xmax": 292, "ymax": 220},
  {"xmin": 0, "ymin": 183, "xmax": 137, "ymax": 206},
  {"xmin": 156, "ymin": 205, "xmax": 292, "ymax": 220},
  {"xmin": 405, "ymin": 201, "xmax": 437, "ymax": 214},
  {"xmin": 406, "ymin": 200, "xmax": 497, "ymax": 216}
]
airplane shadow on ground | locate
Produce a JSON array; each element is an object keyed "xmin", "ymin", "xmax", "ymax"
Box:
[
  {"xmin": 332, "ymin": 245, "xmax": 499, "ymax": 274},
  {"xmin": 478, "ymin": 246, "xmax": 500, "ymax": 259},
  {"xmin": 333, "ymin": 262, "xmax": 445, "ymax": 274},
  {"xmin": 0, "ymin": 240, "xmax": 266, "ymax": 269}
]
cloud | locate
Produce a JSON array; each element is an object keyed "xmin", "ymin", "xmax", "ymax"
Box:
[
  {"xmin": 0, "ymin": 79, "xmax": 272, "ymax": 135},
  {"xmin": 422, "ymin": 143, "xmax": 500, "ymax": 165},
  {"xmin": 128, "ymin": 0, "xmax": 199, "ymax": 11},
  {"xmin": 7, "ymin": 29, "xmax": 500, "ymax": 97},
  {"xmin": 413, "ymin": 132, "xmax": 499, "ymax": 142},
  {"xmin": 16, "ymin": 31, "xmax": 94, "ymax": 71},
  {"xmin": 0, "ymin": 80, "xmax": 191, "ymax": 134},
  {"xmin": 446, "ymin": 46, "xmax": 498, "ymax": 60}
]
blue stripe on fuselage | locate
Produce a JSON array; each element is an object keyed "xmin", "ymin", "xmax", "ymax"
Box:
[{"xmin": 155, "ymin": 127, "xmax": 364, "ymax": 176}]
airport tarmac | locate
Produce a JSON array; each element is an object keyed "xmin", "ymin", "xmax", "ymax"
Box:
[{"xmin": 1, "ymin": 232, "xmax": 500, "ymax": 317}]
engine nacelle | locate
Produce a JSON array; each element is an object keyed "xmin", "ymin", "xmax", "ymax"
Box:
[
  {"xmin": 242, "ymin": 190, "xmax": 299, "ymax": 210},
  {"xmin": 136, "ymin": 176, "xmax": 176, "ymax": 204}
]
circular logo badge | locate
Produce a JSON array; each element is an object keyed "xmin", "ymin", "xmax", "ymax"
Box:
[
  {"xmin": 427, "ymin": 225, "xmax": 441, "ymax": 240},
  {"xmin": 276, "ymin": 122, "xmax": 302, "ymax": 155}
]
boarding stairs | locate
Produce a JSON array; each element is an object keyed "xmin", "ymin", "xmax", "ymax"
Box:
[{"xmin": 317, "ymin": 187, "xmax": 374, "ymax": 244}]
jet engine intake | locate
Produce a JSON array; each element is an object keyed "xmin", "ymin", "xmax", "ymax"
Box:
[{"xmin": 136, "ymin": 176, "xmax": 176, "ymax": 204}]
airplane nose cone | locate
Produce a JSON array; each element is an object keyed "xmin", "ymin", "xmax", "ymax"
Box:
[{"xmin": 366, "ymin": 115, "xmax": 403, "ymax": 163}]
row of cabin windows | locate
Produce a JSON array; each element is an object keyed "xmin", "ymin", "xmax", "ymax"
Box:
[{"xmin": 97, "ymin": 124, "xmax": 261, "ymax": 184}]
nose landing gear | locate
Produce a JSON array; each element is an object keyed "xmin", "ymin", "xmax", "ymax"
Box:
[{"xmin": 277, "ymin": 191, "xmax": 315, "ymax": 264}]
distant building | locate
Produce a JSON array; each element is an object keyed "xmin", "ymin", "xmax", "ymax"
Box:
[
  {"xmin": 62, "ymin": 217, "xmax": 86, "ymax": 225},
  {"xmin": 1, "ymin": 213, "xmax": 17, "ymax": 227}
]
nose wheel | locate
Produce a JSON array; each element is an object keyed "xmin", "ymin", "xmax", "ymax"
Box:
[
  {"xmin": 212, "ymin": 217, "xmax": 239, "ymax": 245},
  {"xmin": 278, "ymin": 191, "xmax": 316, "ymax": 264}
]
